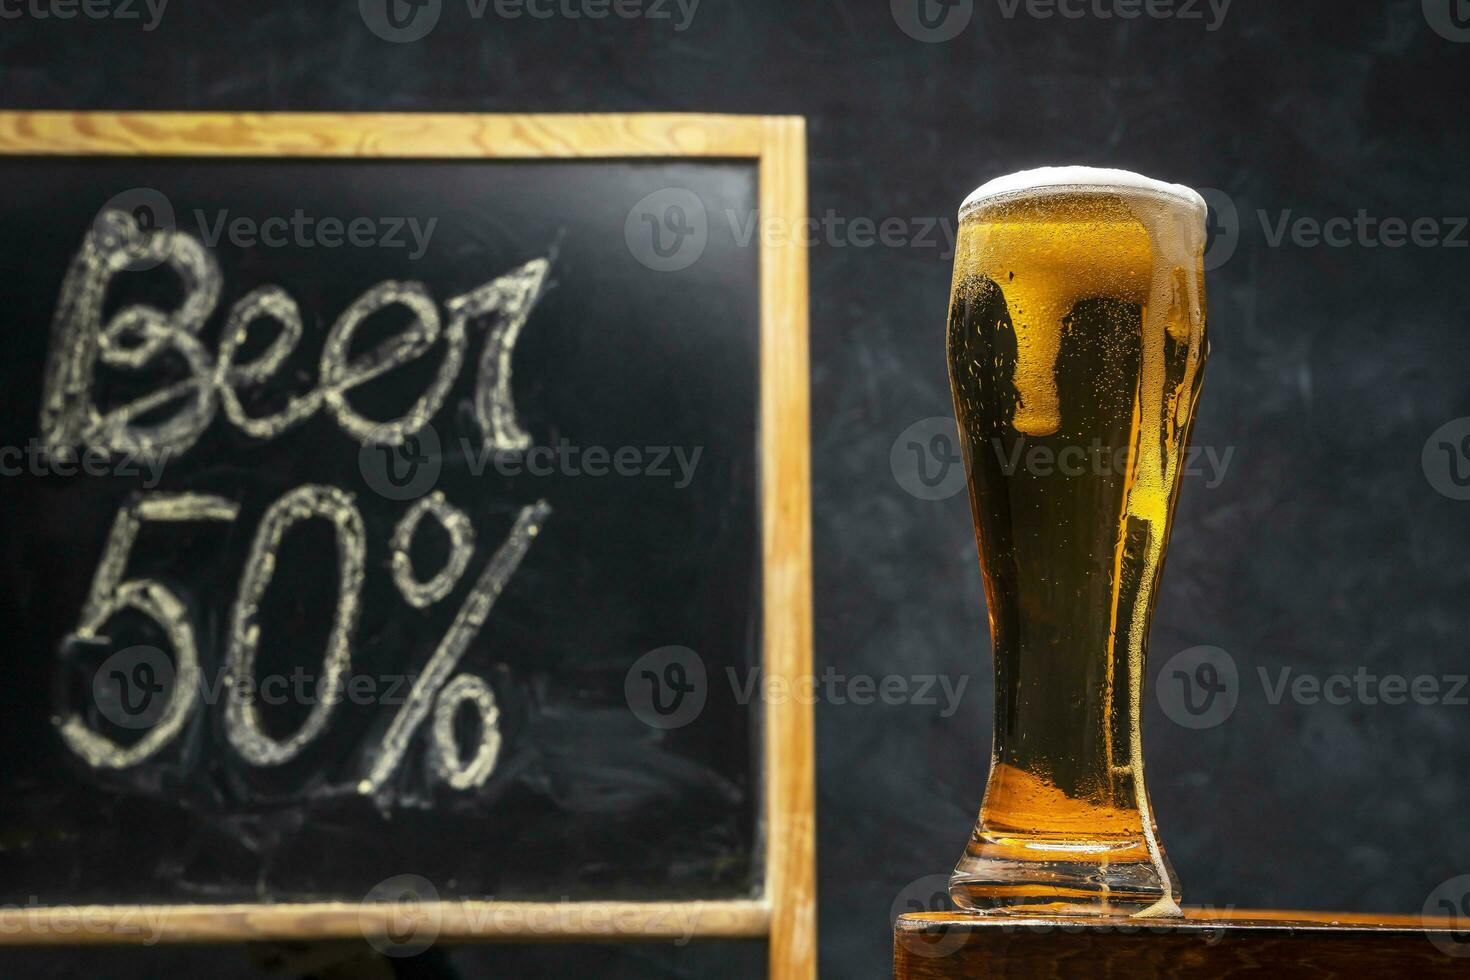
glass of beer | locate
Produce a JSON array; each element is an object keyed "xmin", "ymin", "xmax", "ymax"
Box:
[{"xmin": 946, "ymin": 168, "xmax": 1208, "ymax": 917}]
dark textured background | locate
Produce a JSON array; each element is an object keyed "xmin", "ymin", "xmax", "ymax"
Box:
[{"xmin": 2, "ymin": 1, "xmax": 1468, "ymax": 976}]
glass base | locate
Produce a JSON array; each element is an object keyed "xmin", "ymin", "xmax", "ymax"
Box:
[{"xmin": 950, "ymin": 834, "xmax": 1181, "ymax": 918}]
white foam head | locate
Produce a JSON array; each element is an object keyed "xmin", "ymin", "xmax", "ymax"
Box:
[{"xmin": 960, "ymin": 166, "xmax": 1206, "ymax": 219}]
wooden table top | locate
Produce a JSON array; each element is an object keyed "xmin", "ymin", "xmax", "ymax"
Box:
[
  {"xmin": 894, "ymin": 909, "xmax": 1470, "ymax": 978},
  {"xmin": 899, "ymin": 907, "xmax": 1460, "ymax": 930}
]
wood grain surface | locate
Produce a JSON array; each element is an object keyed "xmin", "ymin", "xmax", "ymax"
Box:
[
  {"xmin": 0, "ymin": 112, "xmax": 768, "ymax": 158},
  {"xmin": 757, "ymin": 115, "xmax": 817, "ymax": 980},
  {"xmin": 894, "ymin": 910, "xmax": 1470, "ymax": 978}
]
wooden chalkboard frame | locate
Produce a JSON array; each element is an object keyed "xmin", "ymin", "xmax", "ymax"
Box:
[{"xmin": 0, "ymin": 112, "xmax": 815, "ymax": 979}]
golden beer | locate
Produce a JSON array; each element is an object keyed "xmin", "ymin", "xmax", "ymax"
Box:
[{"xmin": 946, "ymin": 169, "xmax": 1207, "ymax": 916}]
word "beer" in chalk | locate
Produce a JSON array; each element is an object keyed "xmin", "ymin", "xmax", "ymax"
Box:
[{"xmin": 40, "ymin": 209, "xmax": 549, "ymax": 460}]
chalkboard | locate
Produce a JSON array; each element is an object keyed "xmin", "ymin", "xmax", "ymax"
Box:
[{"xmin": 0, "ymin": 114, "xmax": 813, "ymax": 966}]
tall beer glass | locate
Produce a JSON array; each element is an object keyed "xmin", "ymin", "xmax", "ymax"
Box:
[{"xmin": 946, "ymin": 168, "xmax": 1208, "ymax": 916}]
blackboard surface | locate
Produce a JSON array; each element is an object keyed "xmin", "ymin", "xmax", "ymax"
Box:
[{"xmin": 0, "ymin": 156, "xmax": 763, "ymax": 905}]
